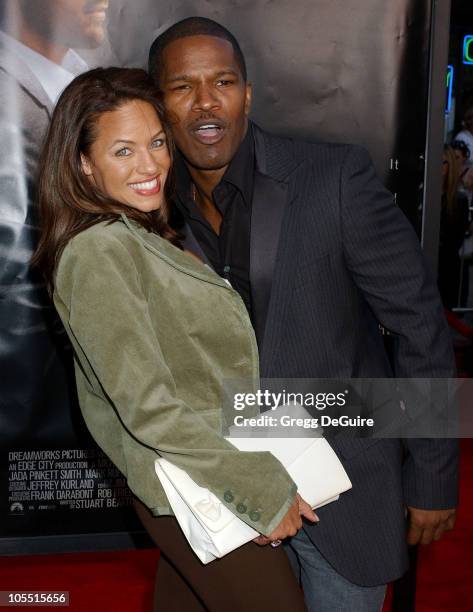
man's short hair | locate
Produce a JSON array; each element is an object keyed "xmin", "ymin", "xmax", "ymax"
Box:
[{"xmin": 148, "ymin": 17, "xmax": 247, "ymax": 83}]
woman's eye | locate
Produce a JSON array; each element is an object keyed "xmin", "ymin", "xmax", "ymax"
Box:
[
  {"xmin": 151, "ymin": 138, "xmax": 165, "ymax": 149},
  {"xmin": 115, "ymin": 147, "xmax": 131, "ymax": 157}
]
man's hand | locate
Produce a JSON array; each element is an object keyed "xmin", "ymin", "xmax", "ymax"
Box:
[
  {"xmin": 406, "ymin": 506, "xmax": 457, "ymax": 545},
  {"xmin": 253, "ymin": 494, "xmax": 318, "ymax": 546}
]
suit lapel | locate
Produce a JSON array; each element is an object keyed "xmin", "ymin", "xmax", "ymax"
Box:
[
  {"xmin": 250, "ymin": 125, "xmax": 306, "ymax": 372},
  {"xmin": 250, "ymin": 125, "xmax": 312, "ymax": 377},
  {"xmin": 0, "ymin": 41, "xmax": 53, "ymax": 116},
  {"xmin": 250, "ymin": 170, "xmax": 288, "ymax": 349}
]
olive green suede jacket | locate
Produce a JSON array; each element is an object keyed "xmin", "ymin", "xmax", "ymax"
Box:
[{"xmin": 53, "ymin": 214, "xmax": 296, "ymax": 535}]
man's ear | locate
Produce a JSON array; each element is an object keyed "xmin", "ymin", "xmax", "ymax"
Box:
[
  {"xmin": 244, "ymin": 82, "xmax": 252, "ymax": 116},
  {"xmin": 80, "ymin": 153, "xmax": 93, "ymax": 177}
]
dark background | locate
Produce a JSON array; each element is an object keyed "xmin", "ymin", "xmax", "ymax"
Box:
[{"xmin": 448, "ymin": 0, "xmax": 473, "ymax": 133}]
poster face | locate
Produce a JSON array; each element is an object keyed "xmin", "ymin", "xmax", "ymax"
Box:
[{"xmin": 0, "ymin": 0, "xmax": 431, "ymax": 549}]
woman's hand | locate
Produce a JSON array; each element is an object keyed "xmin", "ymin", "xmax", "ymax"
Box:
[{"xmin": 253, "ymin": 494, "xmax": 319, "ymax": 546}]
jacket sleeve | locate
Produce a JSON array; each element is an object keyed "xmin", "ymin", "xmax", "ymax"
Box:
[
  {"xmin": 340, "ymin": 145, "xmax": 459, "ymax": 509},
  {"xmin": 54, "ymin": 231, "xmax": 296, "ymax": 534}
]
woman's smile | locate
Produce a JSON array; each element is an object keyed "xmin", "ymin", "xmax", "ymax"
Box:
[{"xmin": 128, "ymin": 175, "xmax": 162, "ymax": 195}]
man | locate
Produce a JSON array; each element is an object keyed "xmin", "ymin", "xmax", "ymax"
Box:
[
  {"xmin": 455, "ymin": 105, "xmax": 473, "ymax": 162},
  {"xmin": 0, "ymin": 0, "xmax": 109, "ymax": 447},
  {"xmin": 149, "ymin": 17, "xmax": 458, "ymax": 611}
]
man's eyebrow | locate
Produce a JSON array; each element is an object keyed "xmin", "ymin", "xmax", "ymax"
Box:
[
  {"xmin": 165, "ymin": 69, "xmax": 240, "ymax": 83},
  {"xmin": 165, "ymin": 74, "xmax": 192, "ymax": 83},
  {"xmin": 214, "ymin": 69, "xmax": 239, "ymax": 78}
]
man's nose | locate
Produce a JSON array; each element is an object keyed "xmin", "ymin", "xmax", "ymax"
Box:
[{"xmin": 192, "ymin": 83, "xmax": 220, "ymax": 112}]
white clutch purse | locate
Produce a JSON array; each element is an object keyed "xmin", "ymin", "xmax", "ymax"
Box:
[
  {"xmin": 154, "ymin": 434, "xmax": 352, "ymax": 564},
  {"xmin": 155, "ymin": 458, "xmax": 258, "ymax": 564}
]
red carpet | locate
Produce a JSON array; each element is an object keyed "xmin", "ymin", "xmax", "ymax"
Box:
[
  {"xmin": 415, "ymin": 438, "xmax": 473, "ymax": 612},
  {"xmin": 1, "ymin": 440, "xmax": 472, "ymax": 611},
  {"xmin": 0, "ymin": 548, "xmax": 159, "ymax": 611}
]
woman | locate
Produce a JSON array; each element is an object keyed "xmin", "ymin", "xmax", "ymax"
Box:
[
  {"xmin": 33, "ymin": 67, "xmax": 314, "ymax": 611},
  {"xmin": 438, "ymin": 145, "xmax": 470, "ymax": 308}
]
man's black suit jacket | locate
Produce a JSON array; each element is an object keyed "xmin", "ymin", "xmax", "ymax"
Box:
[{"xmin": 181, "ymin": 122, "xmax": 459, "ymax": 586}]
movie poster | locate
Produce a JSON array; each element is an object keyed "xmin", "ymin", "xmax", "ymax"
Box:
[{"xmin": 0, "ymin": 0, "xmax": 432, "ymax": 551}]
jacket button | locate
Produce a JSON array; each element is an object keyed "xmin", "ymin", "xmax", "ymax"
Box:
[
  {"xmin": 224, "ymin": 490, "xmax": 234, "ymax": 503},
  {"xmin": 236, "ymin": 503, "xmax": 247, "ymax": 514},
  {"xmin": 249, "ymin": 510, "xmax": 261, "ymax": 522}
]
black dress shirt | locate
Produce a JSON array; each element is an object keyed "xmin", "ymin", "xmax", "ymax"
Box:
[{"xmin": 173, "ymin": 126, "xmax": 255, "ymax": 319}]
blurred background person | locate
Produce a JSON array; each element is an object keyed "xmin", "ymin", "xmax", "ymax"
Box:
[
  {"xmin": 454, "ymin": 105, "xmax": 473, "ymax": 164},
  {"xmin": 438, "ymin": 145, "xmax": 470, "ymax": 309},
  {"xmin": 0, "ymin": 0, "xmax": 109, "ymax": 447},
  {"xmin": 451, "ymin": 139, "xmax": 473, "ymax": 202}
]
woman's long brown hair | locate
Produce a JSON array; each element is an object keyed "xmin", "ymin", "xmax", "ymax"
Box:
[{"xmin": 32, "ymin": 67, "xmax": 179, "ymax": 295}]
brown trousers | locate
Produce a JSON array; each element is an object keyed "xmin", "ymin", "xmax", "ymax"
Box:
[{"xmin": 133, "ymin": 499, "xmax": 308, "ymax": 612}]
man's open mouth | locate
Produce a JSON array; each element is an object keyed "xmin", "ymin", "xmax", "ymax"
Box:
[{"xmin": 191, "ymin": 121, "xmax": 226, "ymax": 145}]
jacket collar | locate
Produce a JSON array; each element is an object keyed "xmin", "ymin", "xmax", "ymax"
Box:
[
  {"xmin": 251, "ymin": 121, "xmax": 302, "ymax": 184},
  {"xmin": 118, "ymin": 213, "xmax": 231, "ymax": 290},
  {"xmin": 0, "ymin": 34, "xmax": 53, "ymax": 114}
]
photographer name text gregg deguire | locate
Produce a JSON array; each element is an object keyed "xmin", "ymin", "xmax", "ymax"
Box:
[{"xmin": 232, "ymin": 390, "xmax": 375, "ymax": 430}]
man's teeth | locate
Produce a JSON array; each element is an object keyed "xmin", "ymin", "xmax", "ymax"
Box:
[
  {"xmin": 197, "ymin": 124, "xmax": 220, "ymax": 130},
  {"xmin": 129, "ymin": 178, "xmax": 158, "ymax": 190}
]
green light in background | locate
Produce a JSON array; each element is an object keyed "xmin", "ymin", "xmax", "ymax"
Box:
[{"xmin": 463, "ymin": 36, "xmax": 473, "ymax": 65}]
